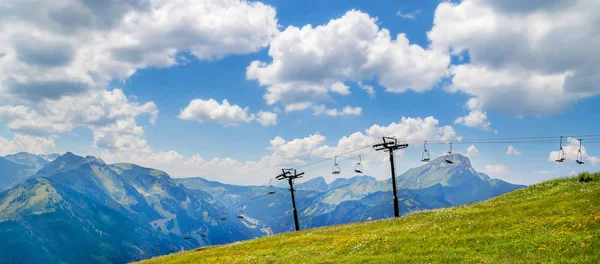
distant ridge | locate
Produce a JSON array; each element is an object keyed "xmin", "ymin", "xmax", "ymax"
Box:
[{"xmin": 0, "ymin": 152, "xmax": 59, "ymax": 190}]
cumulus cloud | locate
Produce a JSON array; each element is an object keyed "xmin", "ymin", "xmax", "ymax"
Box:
[
  {"xmin": 269, "ymin": 134, "xmax": 327, "ymax": 161},
  {"xmin": 330, "ymin": 82, "xmax": 351, "ymax": 95},
  {"xmin": 485, "ymin": 164, "xmax": 509, "ymax": 174},
  {"xmin": 0, "ymin": 0, "xmax": 278, "ymax": 102},
  {"xmin": 99, "ymin": 134, "xmax": 332, "ymax": 185},
  {"xmin": 466, "ymin": 145, "xmax": 479, "ymax": 158},
  {"xmin": 311, "ymin": 116, "xmax": 458, "ymax": 159},
  {"xmin": 247, "ymin": 9, "xmax": 449, "ymax": 109},
  {"xmin": 256, "ymin": 111, "xmax": 278, "ymax": 126},
  {"xmin": 313, "ymin": 105, "xmax": 362, "ymax": 117},
  {"xmin": 506, "ymin": 145, "xmax": 521, "ymax": 155},
  {"xmin": 101, "ymin": 116, "xmax": 458, "ymax": 184},
  {"xmin": 179, "ymin": 99, "xmax": 255, "ymax": 126},
  {"xmin": 178, "ymin": 99, "xmax": 279, "ymax": 127},
  {"xmin": 429, "ymin": 0, "xmax": 600, "ymax": 116},
  {"xmin": 0, "ymin": 89, "xmax": 157, "ymax": 152},
  {"xmin": 0, "ymin": 0, "xmax": 279, "ymax": 155},
  {"xmin": 0, "ymin": 134, "xmax": 56, "ymax": 156},
  {"xmin": 454, "ymin": 110, "xmax": 492, "ymax": 131}
]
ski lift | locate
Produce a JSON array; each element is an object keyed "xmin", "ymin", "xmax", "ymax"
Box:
[
  {"xmin": 555, "ymin": 136, "xmax": 566, "ymax": 163},
  {"xmin": 576, "ymin": 139, "xmax": 584, "ymax": 164},
  {"xmin": 237, "ymin": 206, "xmax": 244, "ymax": 219},
  {"xmin": 220, "ymin": 210, "xmax": 228, "ymax": 221},
  {"xmin": 183, "ymin": 232, "xmax": 191, "ymax": 240},
  {"xmin": 332, "ymin": 156, "xmax": 341, "ymax": 174},
  {"xmin": 354, "ymin": 155, "xmax": 363, "ymax": 173},
  {"xmin": 445, "ymin": 143, "xmax": 454, "ymax": 164},
  {"xmin": 267, "ymin": 179, "xmax": 276, "ymax": 195},
  {"xmin": 421, "ymin": 141, "xmax": 430, "ymax": 162},
  {"xmin": 200, "ymin": 229, "xmax": 208, "ymax": 237}
]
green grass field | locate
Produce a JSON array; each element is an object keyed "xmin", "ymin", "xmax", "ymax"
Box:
[{"xmin": 140, "ymin": 172, "xmax": 600, "ymax": 263}]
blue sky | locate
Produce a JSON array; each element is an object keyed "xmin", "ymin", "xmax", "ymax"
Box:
[{"xmin": 0, "ymin": 0, "xmax": 598, "ymax": 185}]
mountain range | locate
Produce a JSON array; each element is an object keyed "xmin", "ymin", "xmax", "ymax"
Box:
[
  {"xmin": 0, "ymin": 153, "xmax": 260, "ymax": 263},
  {"xmin": 175, "ymin": 154, "xmax": 524, "ymax": 231},
  {"xmin": 0, "ymin": 152, "xmax": 524, "ymax": 263}
]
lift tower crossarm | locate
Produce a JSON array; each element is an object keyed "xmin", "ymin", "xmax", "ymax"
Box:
[{"xmin": 373, "ymin": 137, "xmax": 408, "ymax": 218}]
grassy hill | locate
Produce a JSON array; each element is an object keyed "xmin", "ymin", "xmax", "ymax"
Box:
[{"xmin": 139, "ymin": 172, "xmax": 600, "ymax": 263}]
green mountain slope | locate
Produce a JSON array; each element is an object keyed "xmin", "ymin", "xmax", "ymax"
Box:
[
  {"xmin": 140, "ymin": 172, "xmax": 600, "ymax": 263},
  {"xmin": 0, "ymin": 177, "xmax": 167, "ymax": 264}
]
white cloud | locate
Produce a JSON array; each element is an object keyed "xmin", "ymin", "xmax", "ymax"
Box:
[
  {"xmin": 178, "ymin": 99, "xmax": 255, "ymax": 126},
  {"xmin": 485, "ymin": 164, "xmax": 509, "ymax": 174},
  {"xmin": 256, "ymin": 111, "xmax": 278, "ymax": 126},
  {"xmin": 587, "ymin": 156, "xmax": 600, "ymax": 165},
  {"xmin": 0, "ymin": 0, "xmax": 278, "ymax": 102},
  {"xmin": 330, "ymin": 82, "xmax": 351, "ymax": 95},
  {"xmin": 99, "ymin": 134, "xmax": 332, "ymax": 184},
  {"xmin": 0, "ymin": 134, "xmax": 56, "ymax": 155},
  {"xmin": 358, "ymin": 81, "xmax": 376, "ymax": 98},
  {"xmin": 547, "ymin": 137, "xmax": 599, "ymax": 164},
  {"xmin": 396, "ymin": 9, "xmax": 422, "ymax": 20},
  {"xmin": 101, "ymin": 116, "xmax": 459, "ymax": 184},
  {"xmin": 312, "ymin": 116, "xmax": 458, "ymax": 159},
  {"xmin": 247, "ymin": 9, "xmax": 449, "ymax": 109},
  {"xmin": 269, "ymin": 134, "xmax": 327, "ymax": 161},
  {"xmin": 0, "ymin": 0, "xmax": 278, "ymax": 154},
  {"xmin": 0, "ymin": 89, "xmax": 156, "ymax": 152},
  {"xmin": 466, "ymin": 145, "xmax": 479, "ymax": 158},
  {"xmin": 179, "ymin": 99, "xmax": 278, "ymax": 127},
  {"xmin": 284, "ymin": 102, "xmax": 312, "ymax": 112},
  {"xmin": 454, "ymin": 110, "xmax": 492, "ymax": 131},
  {"xmin": 313, "ymin": 105, "xmax": 362, "ymax": 117},
  {"xmin": 506, "ymin": 145, "xmax": 521, "ymax": 155},
  {"xmin": 429, "ymin": 0, "xmax": 600, "ymax": 116}
]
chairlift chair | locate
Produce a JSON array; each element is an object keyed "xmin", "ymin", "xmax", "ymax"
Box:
[
  {"xmin": 237, "ymin": 206, "xmax": 244, "ymax": 219},
  {"xmin": 555, "ymin": 136, "xmax": 566, "ymax": 163},
  {"xmin": 220, "ymin": 210, "xmax": 228, "ymax": 221},
  {"xmin": 576, "ymin": 139, "xmax": 585, "ymax": 164},
  {"xmin": 267, "ymin": 179, "xmax": 276, "ymax": 195},
  {"xmin": 183, "ymin": 232, "xmax": 191, "ymax": 240},
  {"xmin": 421, "ymin": 141, "xmax": 430, "ymax": 162},
  {"xmin": 200, "ymin": 229, "xmax": 208, "ymax": 237},
  {"xmin": 445, "ymin": 143, "xmax": 454, "ymax": 164},
  {"xmin": 354, "ymin": 155, "xmax": 363, "ymax": 173},
  {"xmin": 332, "ymin": 156, "xmax": 341, "ymax": 174}
]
